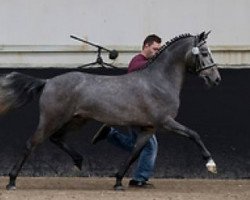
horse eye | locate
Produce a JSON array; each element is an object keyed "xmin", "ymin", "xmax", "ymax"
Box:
[{"xmin": 202, "ymin": 52, "xmax": 208, "ymax": 56}]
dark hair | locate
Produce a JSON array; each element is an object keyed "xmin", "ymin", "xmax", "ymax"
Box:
[{"xmin": 143, "ymin": 34, "xmax": 162, "ymax": 48}]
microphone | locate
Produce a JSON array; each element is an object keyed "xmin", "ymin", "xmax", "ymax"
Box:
[
  {"xmin": 70, "ymin": 35, "xmax": 119, "ymax": 60},
  {"xmin": 109, "ymin": 49, "xmax": 119, "ymax": 60}
]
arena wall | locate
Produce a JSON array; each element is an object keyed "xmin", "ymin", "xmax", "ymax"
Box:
[{"xmin": 1, "ymin": 0, "xmax": 250, "ymax": 68}]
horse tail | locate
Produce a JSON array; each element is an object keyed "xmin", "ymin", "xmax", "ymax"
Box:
[{"xmin": 0, "ymin": 72, "xmax": 46, "ymax": 114}]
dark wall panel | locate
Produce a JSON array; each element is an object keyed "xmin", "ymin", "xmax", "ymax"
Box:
[{"xmin": 0, "ymin": 68, "xmax": 249, "ymax": 179}]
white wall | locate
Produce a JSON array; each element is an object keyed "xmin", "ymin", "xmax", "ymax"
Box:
[{"xmin": 0, "ymin": 0, "xmax": 250, "ymax": 67}]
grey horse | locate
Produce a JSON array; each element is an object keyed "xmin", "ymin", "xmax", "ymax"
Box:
[{"xmin": 0, "ymin": 31, "xmax": 221, "ymax": 190}]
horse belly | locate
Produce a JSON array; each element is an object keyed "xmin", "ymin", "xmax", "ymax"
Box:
[{"xmin": 81, "ymin": 103, "xmax": 153, "ymax": 126}]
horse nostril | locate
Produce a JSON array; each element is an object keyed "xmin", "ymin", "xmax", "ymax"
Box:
[{"xmin": 215, "ymin": 77, "xmax": 221, "ymax": 84}]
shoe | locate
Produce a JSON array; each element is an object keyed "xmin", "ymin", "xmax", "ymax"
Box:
[
  {"xmin": 91, "ymin": 124, "xmax": 110, "ymax": 144},
  {"xmin": 128, "ymin": 179, "xmax": 154, "ymax": 188}
]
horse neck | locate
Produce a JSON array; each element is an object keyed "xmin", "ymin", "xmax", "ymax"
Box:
[{"xmin": 144, "ymin": 38, "xmax": 193, "ymax": 94}]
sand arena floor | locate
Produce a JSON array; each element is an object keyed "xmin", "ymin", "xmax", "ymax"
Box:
[{"xmin": 0, "ymin": 177, "xmax": 249, "ymax": 200}]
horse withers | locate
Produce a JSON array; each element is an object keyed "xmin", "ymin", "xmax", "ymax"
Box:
[{"xmin": 0, "ymin": 31, "xmax": 221, "ymax": 190}]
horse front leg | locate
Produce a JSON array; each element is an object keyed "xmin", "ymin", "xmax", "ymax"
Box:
[
  {"xmin": 163, "ymin": 117, "xmax": 217, "ymax": 174},
  {"xmin": 114, "ymin": 131, "xmax": 153, "ymax": 190}
]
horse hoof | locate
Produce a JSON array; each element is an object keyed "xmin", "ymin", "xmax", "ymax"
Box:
[
  {"xmin": 6, "ymin": 184, "xmax": 16, "ymax": 190},
  {"xmin": 113, "ymin": 185, "xmax": 124, "ymax": 191},
  {"xmin": 206, "ymin": 159, "xmax": 217, "ymax": 174}
]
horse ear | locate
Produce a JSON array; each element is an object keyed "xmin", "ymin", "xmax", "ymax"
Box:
[
  {"xmin": 204, "ymin": 30, "xmax": 211, "ymax": 40},
  {"xmin": 199, "ymin": 30, "xmax": 211, "ymax": 41},
  {"xmin": 198, "ymin": 31, "xmax": 205, "ymax": 41}
]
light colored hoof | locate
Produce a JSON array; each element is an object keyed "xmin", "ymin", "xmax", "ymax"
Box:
[{"xmin": 206, "ymin": 159, "xmax": 217, "ymax": 174}]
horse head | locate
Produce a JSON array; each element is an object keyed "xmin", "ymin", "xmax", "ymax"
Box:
[{"xmin": 186, "ymin": 31, "xmax": 221, "ymax": 87}]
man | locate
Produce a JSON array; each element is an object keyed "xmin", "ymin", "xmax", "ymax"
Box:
[{"xmin": 92, "ymin": 34, "xmax": 162, "ymax": 187}]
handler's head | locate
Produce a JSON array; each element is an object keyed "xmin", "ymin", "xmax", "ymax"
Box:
[{"xmin": 142, "ymin": 34, "xmax": 162, "ymax": 58}]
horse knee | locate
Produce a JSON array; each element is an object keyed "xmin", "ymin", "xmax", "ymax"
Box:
[{"xmin": 187, "ymin": 130, "xmax": 201, "ymax": 141}]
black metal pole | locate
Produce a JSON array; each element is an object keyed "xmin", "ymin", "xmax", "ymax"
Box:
[{"xmin": 70, "ymin": 35, "xmax": 110, "ymax": 52}]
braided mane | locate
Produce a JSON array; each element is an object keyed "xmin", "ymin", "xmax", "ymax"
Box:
[{"xmin": 145, "ymin": 33, "xmax": 193, "ymax": 67}]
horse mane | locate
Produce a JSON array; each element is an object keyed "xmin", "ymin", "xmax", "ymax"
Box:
[{"xmin": 145, "ymin": 33, "xmax": 193, "ymax": 67}]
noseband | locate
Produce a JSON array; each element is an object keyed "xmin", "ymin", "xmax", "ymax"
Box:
[{"xmin": 191, "ymin": 37, "xmax": 216, "ymax": 73}]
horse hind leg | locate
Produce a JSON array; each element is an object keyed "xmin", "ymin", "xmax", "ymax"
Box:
[
  {"xmin": 114, "ymin": 131, "xmax": 153, "ymax": 190},
  {"xmin": 50, "ymin": 118, "xmax": 86, "ymax": 170},
  {"xmin": 6, "ymin": 128, "xmax": 47, "ymax": 190},
  {"xmin": 6, "ymin": 114, "xmax": 70, "ymax": 190}
]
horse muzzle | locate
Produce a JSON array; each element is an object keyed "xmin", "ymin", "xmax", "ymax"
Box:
[{"xmin": 199, "ymin": 65, "xmax": 221, "ymax": 87}]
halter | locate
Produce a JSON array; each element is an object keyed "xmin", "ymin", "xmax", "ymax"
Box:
[{"xmin": 191, "ymin": 36, "xmax": 216, "ymax": 73}]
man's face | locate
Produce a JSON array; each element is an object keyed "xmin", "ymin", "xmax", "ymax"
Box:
[{"xmin": 143, "ymin": 41, "xmax": 161, "ymax": 58}]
